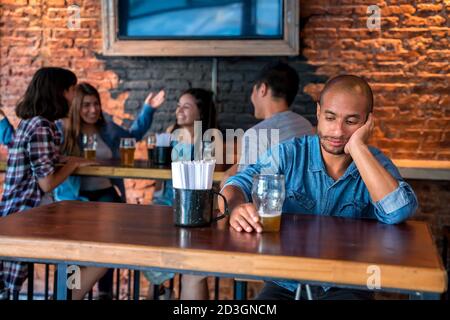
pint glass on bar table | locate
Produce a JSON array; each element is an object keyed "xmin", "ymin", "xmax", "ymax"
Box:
[
  {"xmin": 82, "ymin": 133, "xmax": 97, "ymax": 160},
  {"xmin": 120, "ymin": 138, "xmax": 136, "ymax": 167},
  {"xmin": 251, "ymin": 174, "xmax": 285, "ymax": 232},
  {"xmin": 147, "ymin": 134, "xmax": 156, "ymax": 163}
]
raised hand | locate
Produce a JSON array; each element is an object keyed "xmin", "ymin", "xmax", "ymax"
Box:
[{"xmin": 145, "ymin": 90, "xmax": 166, "ymax": 109}]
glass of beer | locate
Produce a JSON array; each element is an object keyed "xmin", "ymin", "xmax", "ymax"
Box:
[
  {"xmin": 120, "ymin": 137, "xmax": 136, "ymax": 167},
  {"xmin": 147, "ymin": 134, "xmax": 156, "ymax": 164},
  {"xmin": 82, "ymin": 133, "xmax": 96, "ymax": 160},
  {"xmin": 202, "ymin": 140, "xmax": 215, "ymax": 161},
  {"xmin": 251, "ymin": 174, "xmax": 285, "ymax": 232}
]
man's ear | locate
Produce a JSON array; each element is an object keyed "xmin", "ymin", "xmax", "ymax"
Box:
[
  {"xmin": 365, "ymin": 112, "xmax": 372, "ymax": 123},
  {"xmin": 316, "ymin": 102, "xmax": 321, "ymax": 121},
  {"xmin": 260, "ymin": 83, "xmax": 269, "ymax": 97}
]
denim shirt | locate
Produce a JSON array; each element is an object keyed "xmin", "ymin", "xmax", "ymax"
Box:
[
  {"xmin": 0, "ymin": 104, "xmax": 156, "ymax": 202},
  {"xmin": 223, "ymin": 135, "xmax": 418, "ymax": 292}
]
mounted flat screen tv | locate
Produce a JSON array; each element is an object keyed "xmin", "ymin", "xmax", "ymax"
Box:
[
  {"xmin": 101, "ymin": 0, "xmax": 299, "ymax": 56},
  {"xmin": 118, "ymin": 0, "xmax": 283, "ymax": 40}
]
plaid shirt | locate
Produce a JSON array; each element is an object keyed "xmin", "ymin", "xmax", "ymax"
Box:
[{"xmin": 0, "ymin": 116, "xmax": 61, "ymax": 292}]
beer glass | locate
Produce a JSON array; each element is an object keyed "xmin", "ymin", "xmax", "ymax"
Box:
[
  {"xmin": 251, "ymin": 174, "xmax": 285, "ymax": 232},
  {"xmin": 82, "ymin": 133, "xmax": 96, "ymax": 160},
  {"xmin": 147, "ymin": 134, "xmax": 156, "ymax": 163},
  {"xmin": 202, "ymin": 140, "xmax": 215, "ymax": 161},
  {"xmin": 120, "ymin": 137, "xmax": 136, "ymax": 166}
]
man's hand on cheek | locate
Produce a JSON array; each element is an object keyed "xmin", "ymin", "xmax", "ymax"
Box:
[{"xmin": 345, "ymin": 113, "xmax": 374, "ymax": 154}]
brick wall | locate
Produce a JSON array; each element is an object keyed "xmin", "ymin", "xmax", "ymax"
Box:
[{"xmin": 0, "ymin": 1, "xmax": 449, "ymax": 247}]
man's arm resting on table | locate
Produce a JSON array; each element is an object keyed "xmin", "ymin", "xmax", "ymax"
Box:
[{"xmin": 219, "ymin": 185, "xmax": 263, "ymax": 233}]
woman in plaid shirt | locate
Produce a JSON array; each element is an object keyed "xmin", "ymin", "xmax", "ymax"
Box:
[{"xmin": 0, "ymin": 67, "xmax": 98, "ymax": 299}]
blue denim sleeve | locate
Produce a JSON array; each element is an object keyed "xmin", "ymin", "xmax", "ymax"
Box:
[
  {"xmin": 222, "ymin": 143, "xmax": 285, "ymax": 202},
  {"xmin": 128, "ymin": 103, "xmax": 155, "ymax": 140},
  {"xmin": 371, "ymin": 158, "xmax": 418, "ymax": 224},
  {"xmin": 0, "ymin": 117, "xmax": 14, "ymax": 146}
]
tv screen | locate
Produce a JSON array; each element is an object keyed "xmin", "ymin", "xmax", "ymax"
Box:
[{"xmin": 118, "ymin": 0, "xmax": 284, "ymax": 40}]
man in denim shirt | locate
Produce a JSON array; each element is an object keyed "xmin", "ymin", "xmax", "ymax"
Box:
[{"xmin": 221, "ymin": 75, "xmax": 418, "ymax": 300}]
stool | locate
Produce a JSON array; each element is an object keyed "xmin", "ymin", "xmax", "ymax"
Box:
[{"xmin": 443, "ymin": 226, "xmax": 450, "ymax": 300}]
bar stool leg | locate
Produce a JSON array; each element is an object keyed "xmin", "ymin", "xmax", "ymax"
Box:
[
  {"xmin": 127, "ymin": 270, "xmax": 131, "ymax": 300},
  {"xmin": 178, "ymin": 274, "xmax": 182, "ymax": 300},
  {"xmin": 153, "ymin": 284, "xmax": 159, "ymax": 300},
  {"xmin": 169, "ymin": 277, "xmax": 174, "ymax": 299},
  {"xmin": 133, "ymin": 270, "xmax": 140, "ymax": 300},
  {"xmin": 115, "ymin": 268, "xmax": 121, "ymax": 300},
  {"xmin": 11, "ymin": 290, "xmax": 19, "ymax": 300},
  {"xmin": 53, "ymin": 267, "xmax": 58, "ymax": 300},
  {"xmin": 56, "ymin": 264, "xmax": 68, "ymax": 300},
  {"xmin": 295, "ymin": 284, "xmax": 302, "ymax": 300},
  {"xmin": 305, "ymin": 284, "xmax": 313, "ymax": 300},
  {"xmin": 44, "ymin": 264, "xmax": 50, "ymax": 300},
  {"xmin": 443, "ymin": 227, "xmax": 449, "ymax": 300},
  {"xmin": 214, "ymin": 277, "xmax": 220, "ymax": 300},
  {"xmin": 27, "ymin": 263, "xmax": 34, "ymax": 300},
  {"xmin": 233, "ymin": 280, "xmax": 247, "ymax": 300}
]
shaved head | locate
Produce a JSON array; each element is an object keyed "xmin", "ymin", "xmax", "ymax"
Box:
[{"xmin": 319, "ymin": 75, "xmax": 373, "ymax": 114}]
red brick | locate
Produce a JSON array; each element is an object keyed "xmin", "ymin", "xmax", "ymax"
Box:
[
  {"xmin": 47, "ymin": 0, "xmax": 66, "ymax": 7},
  {"xmin": 417, "ymin": 3, "xmax": 443, "ymax": 12},
  {"xmin": 373, "ymin": 107, "xmax": 399, "ymax": 120},
  {"xmin": 382, "ymin": 5, "xmax": 416, "ymax": 15},
  {"xmin": 425, "ymin": 15, "xmax": 447, "ymax": 26},
  {"xmin": 52, "ymin": 28, "xmax": 90, "ymax": 38},
  {"xmin": 424, "ymin": 119, "xmax": 450, "ymax": 130},
  {"xmin": 1, "ymin": 0, "xmax": 27, "ymax": 5}
]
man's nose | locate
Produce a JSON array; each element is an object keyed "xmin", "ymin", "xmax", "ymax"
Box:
[{"xmin": 330, "ymin": 120, "xmax": 345, "ymax": 136}]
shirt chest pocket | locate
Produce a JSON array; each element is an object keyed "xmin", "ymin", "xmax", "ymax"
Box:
[
  {"xmin": 287, "ymin": 190, "xmax": 316, "ymax": 213},
  {"xmin": 336, "ymin": 201, "xmax": 368, "ymax": 218}
]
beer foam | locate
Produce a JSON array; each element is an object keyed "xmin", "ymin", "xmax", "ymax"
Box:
[{"xmin": 258, "ymin": 210, "xmax": 281, "ymax": 217}]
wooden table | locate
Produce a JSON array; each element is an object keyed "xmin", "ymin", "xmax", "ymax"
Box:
[
  {"xmin": 0, "ymin": 201, "xmax": 446, "ymax": 300},
  {"xmin": 1, "ymin": 159, "xmax": 449, "ymax": 181},
  {"xmin": 0, "ymin": 159, "xmax": 230, "ymax": 182}
]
